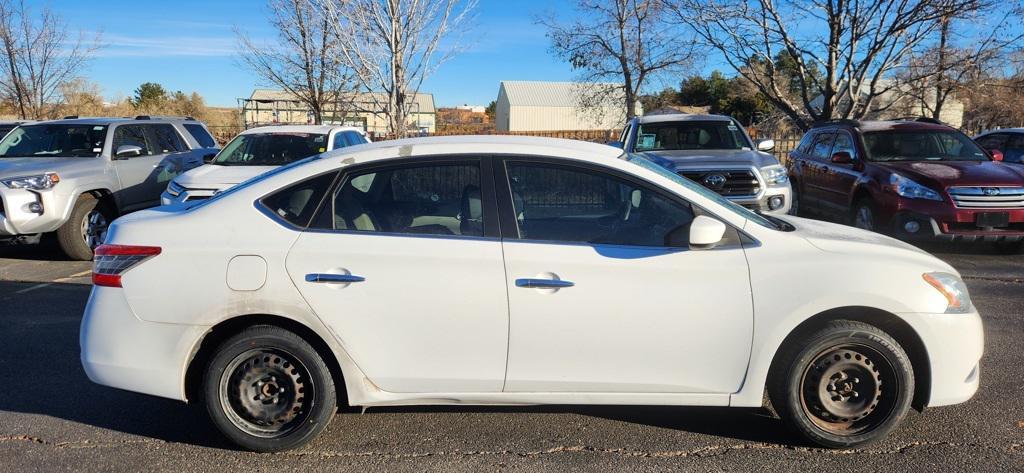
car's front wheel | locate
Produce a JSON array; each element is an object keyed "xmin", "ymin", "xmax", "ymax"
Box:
[
  {"xmin": 56, "ymin": 195, "xmax": 112, "ymax": 260},
  {"xmin": 769, "ymin": 320, "xmax": 914, "ymax": 449},
  {"xmin": 851, "ymin": 199, "xmax": 877, "ymax": 232},
  {"xmin": 203, "ymin": 325, "xmax": 337, "ymax": 452}
]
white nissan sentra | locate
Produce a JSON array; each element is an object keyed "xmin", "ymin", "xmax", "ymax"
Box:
[{"xmin": 80, "ymin": 136, "xmax": 982, "ymax": 452}]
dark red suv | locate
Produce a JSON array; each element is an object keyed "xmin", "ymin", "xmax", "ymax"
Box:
[{"xmin": 787, "ymin": 118, "xmax": 1024, "ymax": 247}]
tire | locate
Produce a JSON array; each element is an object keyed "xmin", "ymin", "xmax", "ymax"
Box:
[
  {"xmin": 56, "ymin": 195, "xmax": 112, "ymax": 261},
  {"xmin": 203, "ymin": 325, "xmax": 336, "ymax": 452},
  {"xmin": 851, "ymin": 199, "xmax": 877, "ymax": 232},
  {"xmin": 768, "ymin": 320, "xmax": 914, "ymax": 449}
]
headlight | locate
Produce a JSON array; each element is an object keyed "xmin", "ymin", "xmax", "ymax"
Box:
[
  {"xmin": 923, "ymin": 272, "xmax": 973, "ymax": 314},
  {"xmin": 166, "ymin": 181, "xmax": 183, "ymax": 197},
  {"xmin": 1, "ymin": 172, "xmax": 60, "ymax": 190},
  {"xmin": 890, "ymin": 174, "xmax": 942, "ymax": 201},
  {"xmin": 761, "ymin": 165, "xmax": 789, "ymax": 186}
]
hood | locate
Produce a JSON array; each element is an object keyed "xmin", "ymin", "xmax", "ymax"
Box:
[
  {"xmin": 174, "ymin": 164, "xmax": 276, "ymax": 189},
  {"xmin": 783, "ymin": 215, "xmax": 956, "ymax": 273},
  {"xmin": 875, "ymin": 160, "xmax": 1024, "ymax": 188},
  {"xmin": 642, "ymin": 149, "xmax": 780, "ymax": 169},
  {"xmin": 0, "ymin": 157, "xmax": 100, "ymax": 177}
]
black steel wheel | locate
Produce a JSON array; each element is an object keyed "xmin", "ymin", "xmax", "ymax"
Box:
[
  {"xmin": 769, "ymin": 320, "xmax": 914, "ymax": 448},
  {"xmin": 204, "ymin": 326, "xmax": 336, "ymax": 452}
]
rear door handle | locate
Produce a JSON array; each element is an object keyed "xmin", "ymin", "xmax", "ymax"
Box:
[
  {"xmin": 515, "ymin": 278, "xmax": 574, "ymax": 289},
  {"xmin": 305, "ymin": 273, "xmax": 365, "ymax": 283}
]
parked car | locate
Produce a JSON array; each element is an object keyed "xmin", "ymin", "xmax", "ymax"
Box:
[
  {"xmin": 0, "ymin": 120, "xmax": 33, "ymax": 139},
  {"xmin": 82, "ymin": 136, "xmax": 981, "ymax": 452},
  {"xmin": 161, "ymin": 125, "xmax": 369, "ymax": 205},
  {"xmin": 973, "ymin": 128, "xmax": 1024, "ymax": 165},
  {"xmin": 613, "ymin": 113, "xmax": 792, "ymax": 214},
  {"xmin": 787, "ymin": 118, "xmax": 1024, "ymax": 249},
  {"xmin": 0, "ymin": 116, "xmax": 219, "ymax": 259}
]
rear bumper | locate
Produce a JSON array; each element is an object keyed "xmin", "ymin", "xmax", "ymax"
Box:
[
  {"xmin": 899, "ymin": 310, "xmax": 983, "ymax": 407},
  {"xmin": 80, "ymin": 286, "xmax": 207, "ymax": 401}
]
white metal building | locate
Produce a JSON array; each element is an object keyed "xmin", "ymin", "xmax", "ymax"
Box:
[{"xmin": 495, "ymin": 81, "xmax": 639, "ymax": 132}]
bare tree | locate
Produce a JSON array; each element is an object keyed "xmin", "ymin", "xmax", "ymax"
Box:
[
  {"xmin": 317, "ymin": 0, "xmax": 477, "ymax": 136},
  {"xmin": 670, "ymin": 0, "xmax": 983, "ymax": 131},
  {"xmin": 539, "ymin": 0, "xmax": 695, "ymax": 121},
  {"xmin": 0, "ymin": 0, "xmax": 100, "ymax": 119},
  {"xmin": 237, "ymin": 0, "xmax": 350, "ymax": 124}
]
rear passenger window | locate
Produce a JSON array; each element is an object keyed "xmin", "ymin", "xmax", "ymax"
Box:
[
  {"xmin": 506, "ymin": 163, "xmax": 694, "ymax": 247},
  {"xmin": 261, "ymin": 172, "xmax": 338, "ymax": 228},
  {"xmin": 831, "ymin": 133, "xmax": 856, "ymax": 158},
  {"xmin": 318, "ymin": 163, "xmax": 483, "ymax": 237},
  {"xmin": 147, "ymin": 124, "xmax": 187, "ymax": 153},
  {"xmin": 183, "ymin": 123, "xmax": 216, "ymax": 148},
  {"xmin": 112, "ymin": 125, "xmax": 153, "ymax": 156},
  {"xmin": 796, "ymin": 133, "xmax": 815, "ymax": 154},
  {"xmin": 811, "ymin": 133, "xmax": 836, "ymax": 160}
]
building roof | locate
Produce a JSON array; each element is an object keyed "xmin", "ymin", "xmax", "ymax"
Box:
[
  {"xmin": 248, "ymin": 89, "xmax": 436, "ymax": 114},
  {"xmin": 499, "ymin": 81, "xmax": 622, "ymax": 107}
]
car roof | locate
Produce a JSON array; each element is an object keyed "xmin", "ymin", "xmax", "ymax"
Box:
[
  {"xmin": 813, "ymin": 119, "xmax": 954, "ymax": 133},
  {"xmin": 634, "ymin": 113, "xmax": 734, "ymax": 124},
  {"xmin": 976, "ymin": 128, "xmax": 1024, "ymax": 136},
  {"xmin": 26, "ymin": 117, "xmax": 198, "ymax": 126},
  {"xmin": 319, "ymin": 135, "xmax": 623, "ymax": 162},
  {"xmin": 241, "ymin": 125, "xmax": 365, "ymax": 135}
]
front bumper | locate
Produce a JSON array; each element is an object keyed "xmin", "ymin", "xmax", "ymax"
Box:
[
  {"xmin": 900, "ymin": 310, "xmax": 983, "ymax": 407},
  {"xmin": 0, "ymin": 187, "xmax": 67, "ymax": 236},
  {"xmin": 733, "ymin": 185, "xmax": 792, "ymax": 215},
  {"xmin": 80, "ymin": 286, "xmax": 208, "ymax": 401},
  {"xmin": 883, "ymin": 198, "xmax": 1024, "ymax": 242}
]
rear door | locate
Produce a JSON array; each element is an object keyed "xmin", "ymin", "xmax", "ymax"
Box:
[
  {"xmin": 110, "ymin": 124, "xmax": 167, "ymax": 209},
  {"xmin": 801, "ymin": 131, "xmax": 836, "ymax": 214},
  {"xmin": 819, "ymin": 131, "xmax": 860, "ymax": 213}
]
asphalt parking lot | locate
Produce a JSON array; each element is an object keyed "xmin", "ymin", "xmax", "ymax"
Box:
[{"xmin": 0, "ymin": 239, "xmax": 1021, "ymax": 472}]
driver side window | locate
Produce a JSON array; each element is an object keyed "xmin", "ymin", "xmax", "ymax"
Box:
[{"xmin": 505, "ymin": 162, "xmax": 694, "ymax": 247}]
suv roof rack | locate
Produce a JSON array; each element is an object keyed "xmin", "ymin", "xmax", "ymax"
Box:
[
  {"xmin": 63, "ymin": 115, "xmax": 79, "ymax": 119},
  {"xmin": 134, "ymin": 115, "xmax": 196, "ymax": 121},
  {"xmin": 894, "ymin": 116, "xmax": 946, "ymax": 125},
  {"xmin": 811, "ymin": 118, "xmax": 861, "ymax": 129}
]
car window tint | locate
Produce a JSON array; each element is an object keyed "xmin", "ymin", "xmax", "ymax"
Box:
[
  {"xmin": 261, "ymin": 172, "xmax": 337, "ymax": 228},
  {"xmin": 832, "ymin": 132, "xmax": 856, "ymax": 158},
  {"xmin": 113, "ymin": 125, "xmax": 153, "ymax": 156},
  {"xmin": 811, "ymin": 132, "xmax": 836, "ymax": 160},
  {"xmin": 183, "ymin": 123, "xmax": 216, "ymax": 148},
  {"xmin": 1005, "ymin": 134, "xmax": 1024, "ymax": 163},
  {"xmin": 332, "ymin": 133, "xmax": 350, "ymax": 149},
  {"xmin": 796, "ymin": 133, "xmax": 815, "ymax": 154},
  {"xmin": 323, "ymin": 163, "xmax": 484, "ymax": 237},
  {"xmin": 148, "ymin": 124, "xmax": 187, "ymax": 153},
  {"xmin": 506, "ymin": 163, "xmax": 694, "ymax": 247},
  {"xmin": 975, "ymin": 133, "xmax": 1007, "ymax": 150}
]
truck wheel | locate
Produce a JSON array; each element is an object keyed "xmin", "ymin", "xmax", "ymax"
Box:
[
  {"xmin": 204, "ymin": 325, "xmax": 336, "ymax": 452},
  {"xmin": 768, "ymin": 320, "xmax": 914, "ymax": 449},
  {"xmin": 56, "ymin": 195, "xmax": 112, "ymax": 261}
]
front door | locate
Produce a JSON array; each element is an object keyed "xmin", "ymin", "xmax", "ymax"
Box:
[
  {"xmin": 801, "ymin": 131, "xmax": 836, "ymax": 214},
  {"xmin": 285, "ymin": 158, "xmax": 510, "ymax": 393},
  {"xmin": 819, "ymin": 131, "xmax": 861, "ymax": 213},
  {"xmin": 497, "ymin": 159, "xmax": 753, "ymax": 393}
]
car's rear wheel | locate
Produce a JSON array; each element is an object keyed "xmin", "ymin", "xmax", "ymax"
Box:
[
  {"xmin": 203, "ymin": 325, "xmax": 336, "ymax": 452},
  {"xmin": 851, "ymin": 199, "xmax": 877, "ymax": 232},
  {"xmin": 56, "ymin": 195, "xmax": 112, "ymax": 261},
  {"xmin": 769, "ymin": 320, "xmax": 914, "ymax": 449}
]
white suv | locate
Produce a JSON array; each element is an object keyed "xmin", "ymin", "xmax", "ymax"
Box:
[
  {"xmin": 161, "ymin": 125, "xmax": 369, "ymax": 205},
  {"xmin": 82, "ymin": 136, "xmax": 981, "ymax": 452}
]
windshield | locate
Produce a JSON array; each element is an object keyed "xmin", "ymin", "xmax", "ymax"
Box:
[
  {"xmin": 0, "ymin": 125, "xmax": 18, "ymax": 137},
  {"xmin": 863, "ymin": 130, "xmax": 988, "ymax": 162},
  {"xmin": 213, "ymin": 132, "xmax": 328, "ymax": 166},
  {"xmin": 634, "ymin": 120, "xmax": 751, "ymax": 152},
  {"xmin": 0, "ymin": 124, "xmax": 108, "ymax": 158},
  {"xmin": 626, "ymin": 153, "xmax": 780, "ymax": 230}
]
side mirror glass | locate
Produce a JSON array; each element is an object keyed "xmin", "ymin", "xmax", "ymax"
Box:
[
  {"xmin": 115, "ymin": 145, "xmax": 143, "ymax": 158},
  {"xmin": 831, "ymin": 151, "xmax": 853, "ymax": 164},
  {"xmin": 756, "ymin": 139, "xmax": 776, "ymax": 152},
  {"xmin": 989, "ymin": 149, "xmax": 1004, "ymax": 162},
  {"xmin": 608, "ymin": 140, "xmax": 624, "ymax": 149},
  {"xmin": 688, "ymin": 215, "xmax": 727, "ymax": 250},
  {"xmin": 203, "ymin": 153, "xmax": 217, "ymax": 164}
]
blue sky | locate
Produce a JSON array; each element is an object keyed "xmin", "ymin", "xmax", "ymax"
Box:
[{"xmin": 49, "ymin": 0, "xmax": 590, "ymax": 107}]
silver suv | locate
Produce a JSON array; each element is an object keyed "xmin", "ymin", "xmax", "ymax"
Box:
[
  {"xmin": 0, "ymin": 116, "xmax": 219, "ymax": 259},
  {"xmin": 615, "ymin": 114, "xmax": 792, "ymax": 214}
]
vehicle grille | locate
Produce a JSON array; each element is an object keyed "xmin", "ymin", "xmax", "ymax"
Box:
[
  {"xmin": 678, "ymin": 170, "xmax": 761, "ymax": 197},
  {"xmin": 948, "ymin": 187, "xmax": 1024, "ymax": 208}
]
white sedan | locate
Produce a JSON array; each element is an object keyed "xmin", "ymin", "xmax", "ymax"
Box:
[{"xmin": 80, "ymin": 136, "xmax": 983, "ymax": 452}]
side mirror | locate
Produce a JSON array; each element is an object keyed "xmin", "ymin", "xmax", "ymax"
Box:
[
  {"xmin": 115, "ymin": 145, "xmax": 142, "ymax": 158},
  {"xmin": 756, "ymin": 139, "xmax": 776, "ymax": 152},
  {"xmin": 989, "ymin": 149, "xmax": 1004, "ymax": 162},
  {"xmin": 608, "ymin": 141, "xmax": 624, "ymax": 149},
  {"xmin": 688, "ymin": 215, "xmax": 727, "ymax": 250},
  {"xmin": 203, "ymin": 152, "xmax": 217, "ymax": 164},
  {"xmin": 831, "ymin": 151, "xmax": 853, "ymax": 164}
]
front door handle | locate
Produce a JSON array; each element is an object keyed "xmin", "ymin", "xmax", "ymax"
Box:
[
  {"xmin": 515, "ymin": 278, "xmax": 574, "ymax": 289},
  {"xmin": 305, "ymin": 273, "xmax": 365, "ymax": 283}
]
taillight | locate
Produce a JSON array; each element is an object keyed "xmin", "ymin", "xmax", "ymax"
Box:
[{"xmin": 92, "ymin": 244, "xmax": 162, "ymax": 287}]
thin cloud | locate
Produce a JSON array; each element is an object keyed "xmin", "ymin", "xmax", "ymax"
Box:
[{"xmin": 93, "ymin": 33, "xmax": 237, "ymax": 58}]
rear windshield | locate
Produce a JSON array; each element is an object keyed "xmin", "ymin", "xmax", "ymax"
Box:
[
  {"xmin": 0, "ymin": 125, "xmax": 17, "ymax": 137},
  {"xmin": 183, "ymin": 123, "xmax": 216, "ymax": 148},
  {"xmin": 0, "ymin": 124, "xmax": 108, "ymax": 158},
  {"xmin": 634, "ymin": 120, "xmax": 751, "ymax": 151},
  {"xmin": 213, "ymin": 132, "xmax": 329, "ymax": 166},
  {"xmin": 863, "ymin": 130, "xmax": 988, "ymax": 162}
]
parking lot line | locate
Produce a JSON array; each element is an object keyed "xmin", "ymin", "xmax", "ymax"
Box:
[{"xmin": 14, "ymin": 283, "xmax": 52, "ymax": 294}]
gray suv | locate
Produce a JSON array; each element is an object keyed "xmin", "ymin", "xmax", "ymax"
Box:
[
  {"xmin": 0, "ymin": 116, "xmax": 219, "ymax": 259},
  {"xmin": 614, "ymin": 114, "xmax": 792, "ymax": 214}
]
